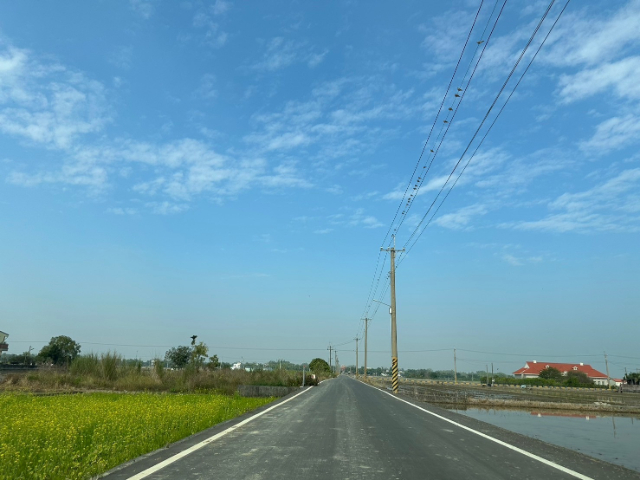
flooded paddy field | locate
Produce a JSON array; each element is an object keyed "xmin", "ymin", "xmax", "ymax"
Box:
[
  {"xmin": 450, "ymin": 407, "xmax": 640, "ymax": 473},
  {"xmin": 368, "ymin": 377, "xmax": 640, "ymax": 413}
]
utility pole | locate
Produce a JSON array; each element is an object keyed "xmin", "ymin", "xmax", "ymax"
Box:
[
  {"xmin": 454, "ymin": 349, "xmax": 457, "ymax": 384},
  {"xmin": 335, "ymin": 351, "xmax": 339, "ymax": 375},
  {"xmin": 486, "ymin": 365, "xmax": 489, "ymax": 386},
  {"xmin": 355, "ymin": 337, "xmax": 359, "ymax": 378},
  {"xmin": 328, "ymin": 345, "xmax": 333, "ymax": 373},
  {"xmin": 491, "ymin": 363, "xmax": 494, "ymax": 386},
  {"xmin": 25, "ymin": 345, "xmax": 33, "ymax": 365},
  {"xmin": 604, "ymin": 352, "xmax": 611, "ymax": 390},
  {"xmin": 363, "ymin": 318, "xmax": 370, "ymax": 378},
  {"xmin": 382, "ymin": 234, "xmax": 404, "ymax": 394}
]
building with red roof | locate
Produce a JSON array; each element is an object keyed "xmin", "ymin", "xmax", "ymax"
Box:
[{"xmin": 513, "ymin": 360, "xmax": 609, "ymax": 386}]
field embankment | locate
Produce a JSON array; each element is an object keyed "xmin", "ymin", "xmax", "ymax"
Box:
[
  {"xmin": 0, "ymin": 392, "xmax": 272, "ymax": 480},
  {"xmin": 365, "ymin": 377, "xmax": 640, "ymax": 414}
]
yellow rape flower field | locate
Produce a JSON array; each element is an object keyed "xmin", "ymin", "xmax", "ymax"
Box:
[{"xmin": 0, "ymin": 392, "xmax": 273, "ymax": 480}]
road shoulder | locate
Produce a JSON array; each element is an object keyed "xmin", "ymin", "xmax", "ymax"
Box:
[
  {"xmin": 359, "ymin": 379, "xmax": 639, "ymax": 480},
  {"xmin": 100, "ymin": 386, "xmax": 314, "ymax": 480}
]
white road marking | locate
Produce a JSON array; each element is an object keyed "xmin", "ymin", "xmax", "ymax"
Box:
[
  {"xmin": 362, "ymin": 381, "xmax": 593, "ymax": 480},
  {"xmin": 126, "ymin": 388, "xmax": 313, "ymax": 480}
]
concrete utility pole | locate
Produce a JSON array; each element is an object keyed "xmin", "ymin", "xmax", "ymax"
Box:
[
  {"xmin": 486, "ymin": 365, "xmax": 489, "ymax": 386},
  {"xmin": 604, "ymin": 352, "xmax": 612, "ymax": 390},
  {"xmin": 328, "ymin": 345, "xmax": 333, "ymax": 372},
  {"xmin": 25, "ymin": 345, "xmax": 33, "ymax": 365},
  {"xmin": 382, "ymin": 235, "xmax": 404, "ymax": 394},
  {"xmin": 363, "ymin": 318, "xmax": 370, "ymax": 378},
  {"xmin": 335, "ymin": 351, "xmax": 339, "ymax": 375},
  {"xmin": 491, "ymin": 363, "xmax": 494, "ymax": 386},
  {"xmin": 454, "ymin": 349, "xmax": 457, "ymax": 384},
  {"xmin": 355, "ymin": 337, "xmax": 359, "ymax": 378}
]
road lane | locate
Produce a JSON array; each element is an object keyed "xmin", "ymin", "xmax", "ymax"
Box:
[{"xmin": 104, "ymin": 376, "xmax": 639, "ymax": 480}]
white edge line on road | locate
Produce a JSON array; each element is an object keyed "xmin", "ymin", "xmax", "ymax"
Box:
[
  {"xmin": 362, "ymin": 381, "xmax": 593, "ymax": 480},
  {"xmin": 126, "ymin": 387, "xmax": 313, "ymax": 480}
]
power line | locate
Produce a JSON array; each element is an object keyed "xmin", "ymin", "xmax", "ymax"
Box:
[
  {"xmin": 401, "ymin": 0, "xmax": 571, "ymax": 260},
  {"xmin": 393, "ymin": 0, "xmax": 502, "ymax": 235},
  {"xmin": 361, "ymin": 0, "xmax": 503, "ymax": 324},
  {"xmin": 399, "ymin": 0, "xmax": 560, "ymax": 259},
  {"xmin": 386, "ymin": 0, "xmax": 488, "ymax": 240}
]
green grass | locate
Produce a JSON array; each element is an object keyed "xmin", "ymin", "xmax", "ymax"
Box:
[{"xmin": 0, "ymin": 392, "xmax": 273, "ymax": 480}]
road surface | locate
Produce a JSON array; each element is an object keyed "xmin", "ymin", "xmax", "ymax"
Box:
[{"xmin": 104, "ymin": 376, "xmax": 638, "ymax": 479}]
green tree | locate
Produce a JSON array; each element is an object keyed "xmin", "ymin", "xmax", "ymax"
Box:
[
  {"xmin": 38, "ymin": 335, "xmax": 81, "ymax": 365},
  {"xmin": 165, "ymin": 346, "xmax": 191, "ymax": 369},
  {"xmin": 309, "ymin": 358, "xmax": 330, "ymax": 374},
  {"xmin": 207, "ymin": 354, "xmax": 220, "ymax": 370},
  {"xmin": 190, "ymin": 342, "xmax": 209, "ymax": 370},
  {"xmin": 564, "ymin": 370, "xmax": 593, "ymax": 387},
  {"xmin": 538, "ymin": 366, "xmax": 563, "ymax": 381}
]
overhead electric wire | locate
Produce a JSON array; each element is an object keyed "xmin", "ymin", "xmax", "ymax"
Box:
[
  {"xmin": 401, "ymin": 0, "xmax": 570, "ymax": 261},
  {"xmin": 365, "ymin": 0, "xmax": 510, "ymax": 319},
  {"xmin": 360, "ymin": 0, "xmax": 493, "ymax": 323},
  {"xmin": 392, "ymin": 0, "xmax": 502, "ymax": 235},
  {"xmin": 398, "ymin": 0, "xmax": 560, "ymax": 261},
  {"xmin": 385, "ymin": 0, "xmax": 486, "ymax": 240}
]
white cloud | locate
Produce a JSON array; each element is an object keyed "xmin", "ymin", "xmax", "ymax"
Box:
[
  {"xmin": 107, "ymin": 207, "xmax": 137, "ymax": 215},
  {"xmin": 501, "ymin": 253, "xmax": 543, "ymax": 267},
  {"xmin": 580, "ymin": 114, "xmax": 640, "ymax": 153},
  {"xmin": 252, "ymin": 38, "xmax": 329, "ymax": 72},
  {"xmin": 193, "ymin": 11, "xmax": 228, "ymax": 48},
  {"xmin": 0, "ymin": 43, "xmax": 111, "ymax": 150},
  {"xmin": 434, "ymin": 203, "xmax": 487, "ymax": 230},
  {"xmin": 194, "ymin": 73, "xmax": 217, "ymax": 100},
  {"xmin": 307, "ymin": 50, "xmax": 328, "ymax": 68},
  {"xmin": 108, "ymin": 46, "xmax": 133, "ymax": 70},
  {"xmin": 244, "ymin": 76, "xmax": 419, "ymax": 161},
  {"xmin": 253, "ymin": 37, "xmax": 301, "ymax": 71},
  {"xmin": 502, "ymin": 254, "xmax": 523, "ymax": 266},
  {"xmin": 349, "ymin": 208, "xmax": 383, "ymax": 229},
  {"xmin": 129, "ymin": 0, "xmax": 156, "ymax": 19},
  {"xmin": 542, "ymin": 1, "xmax": 640, "ymax": 67},
  {"xmin": 558, "ymin": 56, "xmax": 640, "ymax": 103},
  {"xmin": 146, "ymin": 201, "xmax": 189, "ymax": 215},
  {"xmin": 507, "ymin": 168, "xmax": 640, "ymax": 233},
  {"xmin": 211, "ymin": 0, "xmax": 230, "ymax": 16}
]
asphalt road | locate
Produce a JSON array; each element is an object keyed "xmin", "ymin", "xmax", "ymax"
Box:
[{"xmin": 104, "ymin": 376, "xmax": 639, "ymax": 480}]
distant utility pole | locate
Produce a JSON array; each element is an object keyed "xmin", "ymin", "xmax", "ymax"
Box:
[
  {"xmin": 382, "ymin": 235, "xmax": 404, "ymax": 394},
  {"xmin": 486, "ymin": 365, "xmax": 489, "ymax": 386},
  {"xmin": 604, "ymin": 352, "xmax": 611, "ymax": 390},
  {"xmin": 355, "ymin": 337, "xmax": 359, "ymax": 378},
  {"xmin": 363, "ymin": 318, "xmax": 370, "ymax": 378},
  {"xmin": 25, "ymin": 345, "xmax": 33, "ymax": 365},
  {"xmin": 491, "ymin": 363, "xmax": 494, "ymax": 386},
  {"xmin": 454, "ymin": 349, "xmax": 457, "ymax": 384},
  {"xmin": 335, "ymin": 351, "xmax": 339, "ymax": 375},
  {"xmin": 328, "ymin": 345, "xmax": 333, "ymax": 372}
]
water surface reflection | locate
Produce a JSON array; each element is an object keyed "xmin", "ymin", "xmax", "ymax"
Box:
[{"xmin": 450, "ymin": 407, "xmax": 640, "ymax": 472}]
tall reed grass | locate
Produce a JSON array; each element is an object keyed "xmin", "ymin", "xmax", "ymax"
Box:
[{"xmin": 0, "ymin": 354, "xmax": 325, "ymax": 394}]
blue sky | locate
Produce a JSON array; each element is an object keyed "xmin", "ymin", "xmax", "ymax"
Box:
[{"xmin": 1, "ymin": 0, "xmax": 638, "ymax": 377}]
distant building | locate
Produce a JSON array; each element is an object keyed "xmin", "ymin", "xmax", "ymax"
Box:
[
  {"xmin": 231, "ymin": 362, "xmax": 242, "ymax": 370},
  {"xmin": 513, "ymin": 360, "xmax": 609, "ymax": 386},
  {"xmin": 0, "ymin": 331, "xmax": 8, "ymax": 353}
]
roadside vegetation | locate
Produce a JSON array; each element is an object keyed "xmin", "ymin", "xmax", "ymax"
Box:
[
  {"xmin": 0, "ymin": 336, "xmax": 333, "ymax": 394},
  {"xmin": 0, "ymin": 337, "xmax": 336, "ymax": 479},
  {"xmin": 0, "ymin": 392, "xmax": 271, "ymax": 480},
  {"xmin": 1, "ymin": 354, "xmax": 311, "ymax": 394}
]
